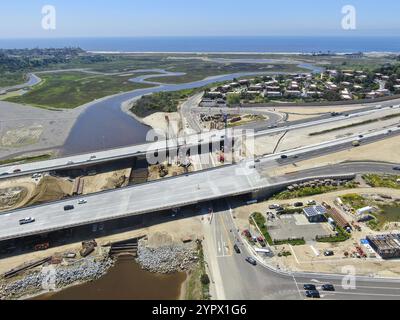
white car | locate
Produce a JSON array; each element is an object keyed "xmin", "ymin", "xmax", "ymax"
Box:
[
  {"xmin": 19, "ymin": 217, "xmax": 35, "ymax": 225},
  {"xmin": 78, "ymin": 199, "xmax": 87, "ymax": 205}
]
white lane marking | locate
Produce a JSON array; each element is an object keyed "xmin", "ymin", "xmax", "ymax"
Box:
[
  {"xmin": 323, "ymin": 291, "xmax": 400, "ymax": 298},
  {"xmin": 296, "ymin": 281, "xmax": 400, "ymax": 291},
  {"xmin": 292, "ymin": 275, "xmax": 304, "ymax": 300}
]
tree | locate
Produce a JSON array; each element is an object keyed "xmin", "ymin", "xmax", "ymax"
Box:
[{"xmin": 227, "ymin": 93, "xmax": 241, "ymax": 106}]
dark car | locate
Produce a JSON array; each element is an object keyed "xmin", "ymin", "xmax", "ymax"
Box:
[
  {"xmin": 303, "ymin": 284, "xmax": 317, "ymax": 291},
  {"xmin": 13, "ymin": 169, "xmax": 21, "ymax": 173},
  {"xmin": 0, "ymin": 172, "xmax": 8, "ymax": 176},
  {"xmin": 280, "ymin": 155, "xmax": 288, "ymax": 159},
  {"xmin": 305, "ymin": 290, "xmax": 320, "ymax": 298},
  {"xmin": 294, "ymin": 202, "xmax": 304, "ymax": 207},
  {"xmin": 245, "ymin": 257, "xmax": 257, "ymax": 266},
  {"xmin": 64, "ymin": 205, "xmax": 75, "ymax": 211},
  {"xmin": 324, "ymin": 250, "xmax": 334, "ymax": 257},
  {"xmin": 234, "ymin": 244, "xmax": 241, "ymax": 254},
  {"xmin": 322, "ymin": 284, "xmax": 335, "ymax": 291},
  {"xmin": 393, "ymin": 166, "xmax": 400, "ymax": 171}
]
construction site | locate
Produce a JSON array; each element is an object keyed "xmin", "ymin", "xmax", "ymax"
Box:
[{"xmin": 0, "ymin": 155, "xmax": 194, "ymax": 213}]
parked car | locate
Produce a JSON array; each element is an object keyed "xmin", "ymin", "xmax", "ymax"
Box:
[
  {"xmin": 269, "ymin": 204, "xmax": 281, "ymax": 210},
  {"xmin": 234, "ymin": 244, "xmax": 241, "ymax": 254},
  {"xmin": 324, "ymin": 250, "xmax": 334, "ymax": 257},
  {"xmin": 303, "ymin": 284, "xmax": 317, "ymax": 291},
  {"xmin": 293, "ymin": 202, "xmax": 304, "ymax": 207},
  {"xmin": 322, "ymin": 284, "xmax": 335, "ymax": 291},
  {"xmin": 64, "ymin": 205, "xmax": 75, "ymax": 211},
  {"xmin": 307, "ymin": 200, "xmax": 316, "ymax": 205},
  {"xmin": 245, "ymin": 257, "xmax": 257, "ymax": 266},
  {"xmin": 19, "ymin": 217, "xmax": 35, "ymax": 225},
  {"xmin": 305, "ymin": 290, "xmax": 320, "ymax": 298}
]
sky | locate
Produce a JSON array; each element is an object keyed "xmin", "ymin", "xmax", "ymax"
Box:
[{"xmin": 1, "ymin": 0, "xmax": 400, "ymax": 38}]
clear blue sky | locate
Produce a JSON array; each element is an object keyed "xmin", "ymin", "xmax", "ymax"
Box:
[{"xmin": 1, "ymin": 0, "xmax": 400, "ymax": 38}]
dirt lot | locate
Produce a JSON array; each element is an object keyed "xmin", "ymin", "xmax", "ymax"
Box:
[
  {"xmin": 82, "ymin": 168, "xmax": 131, "ymax": 194},
  {"xmin": 0, "ymin": 175, "xmax": 73, "ymax": 211}
]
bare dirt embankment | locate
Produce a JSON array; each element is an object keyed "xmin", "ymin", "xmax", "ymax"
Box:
[{"xmin": 0, "ymin": 176, "xmax": 73, "ymax": 212}]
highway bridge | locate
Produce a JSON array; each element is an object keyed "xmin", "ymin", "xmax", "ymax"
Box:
[
  {"xmin": 1, "ymin": 103, "xmax": 398, "ymax": 179},
  {"xmin": 0, "ymin": 121, "xmax": 398, "ymax": 242}
]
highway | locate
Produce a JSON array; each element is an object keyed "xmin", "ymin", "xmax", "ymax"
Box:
[
  {"xmin": 1, "ymin": 102, "xmax": 398, "ymax": 178},
  {"xmin": 207, "ymin": 201, "xmax": 400, "ymax": 300}
]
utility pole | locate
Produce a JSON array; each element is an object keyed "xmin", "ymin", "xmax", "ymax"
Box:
[{"xmin": 165, "ymin": 115, "xmax": 170, "ymax": 165}]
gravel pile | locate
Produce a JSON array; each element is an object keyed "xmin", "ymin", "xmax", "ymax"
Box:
[
  {"xmin": 0, "ymin": 257, "xmax": 114, "ymax": 300},
  {"xmin": 136, "ymin": 239, "xmax": 198, "ymax": 274}
]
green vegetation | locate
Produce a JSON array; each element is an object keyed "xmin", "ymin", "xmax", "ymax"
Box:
[
  {"xmin": 251, "ymin": 212, "xmax": 273, "ymax": 245},
  {"xmin": 0, "ymin": 72, "xmax": 26, "ymax": 87},
  {"xmin": 272, "ymin": 181, "xmax": 358, "ymax": 200},
  {"xmin": 309, "ymin": 113, "xmax": 400, "ymax": 136},
  {"xmin": 6, "ymin": 72, "xmax": 153, "ymax": 109},
  {"xmin": 363, "ymin": 174, "xmax": 400, "ymax": 190},
  {"xmin": 341, "ymin": 192, "xmax": 400, "ymax": 231},
  {"xmin": 0, "ymin": 153, "xmax": 52, "ymax": 166},
  {"xmin": 277, "ymin": 251, "xmax": 292, "ymax": 257},
  {"xmin": 341, "ymin": 193, "xmax": 369, "ymax": 210},
  {"xmin": 131, "ymin": 88, "xmax": 199, "ymax": 117},
  {"xmin": 227, "ymin": 93, "xmax": 241, "ymax": 105},
  {"xmin": 274, "ymin": 238, "xmax": 306, "ymax": 246},
  {"xmin": 316, "ymin": 225, "xmax": 350, "ymax": 243},
  {"xmin": 185, "ymin": 240, "xmax": 210, "ymax": 300}
]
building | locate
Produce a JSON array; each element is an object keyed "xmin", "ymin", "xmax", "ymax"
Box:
[
  {"xmin": 303, "ymin": 205, "xmax": 327, "ymax": 223},
  {"xmin": 367, "ymin": 234, "xmax": 400, "ymax": 259},
  {"xmin": 356, "ymin": 206, "xmax": 376, "ymax": 216},
  {"xmin": 263, "ymin": 91, "xmax": 282, "ymax": 97}
]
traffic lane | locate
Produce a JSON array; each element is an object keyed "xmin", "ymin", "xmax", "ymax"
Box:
[
  {"xmin": 294, "ymin": 275, "xmax": 400, "ymax": 300},
  {"xmin": 274, "ymin": 129, "xmax": 400, "ymax": 167},
  {"xmin": 273, "ymin": 162, "xmax": 398, "ymax": 184},
  {"xmin": 214, "ymin": 203, "xmax": 301, "ymax": 300}
]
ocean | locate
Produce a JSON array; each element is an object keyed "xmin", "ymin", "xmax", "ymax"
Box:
[{"xmin": 0, "ymin": 36, "xmax": 400, "ymax": 53}]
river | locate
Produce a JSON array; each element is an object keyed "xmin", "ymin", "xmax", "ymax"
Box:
[
  {"xmin": 34, "ymin": 256, "xmax": 187, "ymax": 300},
  {"xmin": 61, "ymin": 62, "xmax": 323, "ymax": 156}
]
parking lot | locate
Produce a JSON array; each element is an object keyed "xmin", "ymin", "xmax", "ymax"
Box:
[{"xmin": 266, "ymin": 213, "xmax": 333, "ymax": 242}]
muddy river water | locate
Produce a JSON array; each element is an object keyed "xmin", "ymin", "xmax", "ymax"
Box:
[{"xmin": 34, "ymin": 256, "xmax": 187, "ymax": 300}]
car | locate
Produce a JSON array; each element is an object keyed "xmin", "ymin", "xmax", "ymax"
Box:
[
  {"xmin": 269, "ymin": 204, "xmax": 281, "ymax": 210},
  {"xmin": 321, "ymin": 284, "xmax": 335, "ymax": 291},
  {"xmin": 90, "ymin": 155, "xmax": 97, "ymax": 159},
  {"xmin": 0, "ymin": 172, "xmax": 8, "ymax": 176},
  {"xmin": 305, "ymin": 290, "xmax": 320, "ymax": 298},
  {"xmin": 67, "ymin": 161, "xmax": 74, "ymax": 165},
  {"xmin": 234, "ymin": 244, "xmax": 241, "ymax": 254},
  {"xmin": 303, "ymin": 284, "xmax": 317, "ymax": 291},
  {"xmin": 13, "ymin": 169, "xmax": 21, "ymax": 173},
  {"xmin": 254, "ymin": 159, "xmax": 261, "ymax": 163},
  {"xmin": 280, "ymin": 155, "xmax": 288, "ymax": 159},
  {"xmin": 64, "ymin": 205, "xmax": 75, "ymax": 211},
  {"xmin": 245, "ymin": 257, "xmax": 257, "ymax": 266},
  {"xmin": 359, "ymin": 135, "xmax": 364, "ymax": 138},
  {"xmin": 19, "ymin": 217, "xmax": 35, "ymax": 225},
  {"xmin": 293, "ymin": 202, "xmax": 304, "ymax": 207},
  {"xmin": 78, "ymin": 199, "xmax": 87, "ymax": 205},
  {"xmin": 393, "ymin": 166, "xmax": 400, "ymax": 171},
  {"xmin": 307, "ymin": 200, "xmax": 316, "ymax": 205},
  {"xmin": 324, "ymin": 250, "xmax": 334, "ymax": 257}
]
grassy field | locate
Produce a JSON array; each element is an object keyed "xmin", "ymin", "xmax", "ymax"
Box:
[
  {"xmin": 0, "ymin": 72, "xmax": 25, "ymax": 87},
  {"xmin": 6, "ymin": 72, "xmax": 154, "ymax": 109},
  {"xmin": 272, "ymin": 181, "xmax": 358, "ymax": 200},
  {"xmin": 363, "ymin": 174, "xmax": 400, "ymax": 190},
  {"xmin": 184, "ymin": 241, "xmax": 210, "ymax": 300},
  {"xmin": 341, "ymin": 192, "xmax": 400, "ymax": 230}
]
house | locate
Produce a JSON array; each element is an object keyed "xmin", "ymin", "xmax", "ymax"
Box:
[
  {"xmin": 263, "ymin": 90, "xmax": 282, "ymax": 97},
  {"xmin": 367, "ymin": 234, "xmax": 400, "ymax": 259},
  {"xmin": 303, "ymin": 205, "xmax": 327, "ymax": 223},
  {"xmin": 284, "ymin": 90, "xmax": 302, "ymax": 97}
]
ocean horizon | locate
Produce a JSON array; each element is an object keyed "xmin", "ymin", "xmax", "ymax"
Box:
[{"xmin": 0, "ymin": 36, "xmax": 400, "ymax": 53}]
